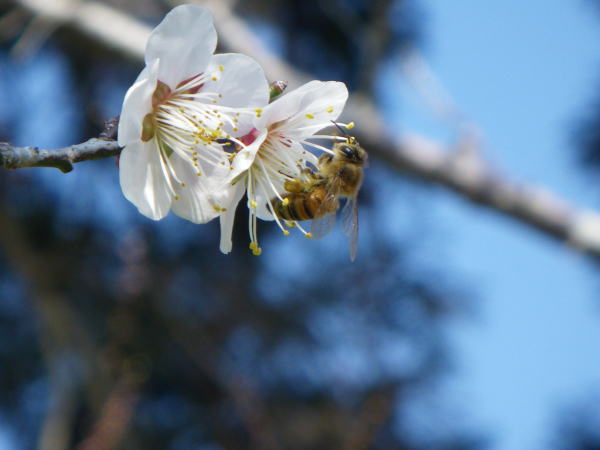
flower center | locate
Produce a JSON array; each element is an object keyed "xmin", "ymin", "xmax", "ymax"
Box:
[{"xmin": 138, "ymin": 68, "xmax": 238, "ymax": 206}]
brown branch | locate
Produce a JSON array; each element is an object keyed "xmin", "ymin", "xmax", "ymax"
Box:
[{"xmin": 0, "ymin": 138, "xmax": 121, "ymax": 173}]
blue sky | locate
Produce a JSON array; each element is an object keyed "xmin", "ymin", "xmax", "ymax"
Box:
[{"xmin": 393, "ymin": 1, "xmax": 600, "ymax": 448}]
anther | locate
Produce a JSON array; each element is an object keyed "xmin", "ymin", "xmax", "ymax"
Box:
[{"xmin": 305, "ymin": 113, "xmax": 315, "ymax": 119}]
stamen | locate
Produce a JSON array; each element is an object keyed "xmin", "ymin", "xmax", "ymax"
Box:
[{"xmin": 300, "ymin": 139, "xmax": 335, "ymax": 155}]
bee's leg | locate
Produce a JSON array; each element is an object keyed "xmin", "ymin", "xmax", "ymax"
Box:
[
  {"xmin": 300, "ymin": 167, "xmax": 325, "ymax": 183},
  {"xmin": 283, "ymin": 179, "xmax": 305, "ymax": 193},
  {"xmin": 318, "ymin": 153, "xmax": 333, "ymax": 166}
]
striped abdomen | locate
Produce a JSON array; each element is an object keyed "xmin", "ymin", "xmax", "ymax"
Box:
[{"xmin": 272, "ymin": 187, "xmax": 335, "ymax": 221}]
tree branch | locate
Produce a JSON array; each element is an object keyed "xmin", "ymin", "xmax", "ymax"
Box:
[
  {"xmin": 0, "ymin": 138, "xmax": 121, "ymax": 173},
  {"xmin": 8, "ymin": 0, "xmax": 600, "ymax": 260}
]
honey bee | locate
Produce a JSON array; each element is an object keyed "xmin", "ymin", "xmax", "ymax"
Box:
[{"xmin": 271, "ymin": 132, "xmax": 368, "ymax": 261}]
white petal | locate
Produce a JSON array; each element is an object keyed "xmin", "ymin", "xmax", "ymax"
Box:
[
  {"xmin": 207, "ymin": 53, "xmax": 269, "ymax": 108},
  {"xmin": 119, "ymin": 140, "xmax": 172, "ymax": 220},
  {"xmin": 169, "ymin": 154, "xmax": 227, "ymax": 224},
  {"xmin": 145, "ymin": 5, "xmax": 216, "ymax": 88},
  {"xmin": 252, "ymin": 182, "xmax": 275, "ymax": 221},
  {"xmin": 229, "ymin": 129, "xmax": 268, "ymax": 178},
  {"xmin": 219, "ymin": 179, "xmax": 247, "ymax": 254},
  {"xmin": 260, "ymin": 81, "xmax": 348, "ymax": 139},
  {"xmin": 118, "ymin": 61, "xmax": 159, "ymax": 146}
]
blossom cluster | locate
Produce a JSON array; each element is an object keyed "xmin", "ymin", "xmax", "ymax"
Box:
[{"xmin": 119, "ymin": 4, "xmax": 352, "ymax": 255}]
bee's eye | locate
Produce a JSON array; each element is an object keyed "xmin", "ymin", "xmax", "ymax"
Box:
[{"xmin": 341, "ymin": 146, "xmax": 355, "ymax": 158}]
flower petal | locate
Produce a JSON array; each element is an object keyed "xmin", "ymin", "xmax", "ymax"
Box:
[
  {"xmin": 119, "ymin": 140, "xmax": 172, "ymax": 220},
  {"xmin": 118, "ymin": 61, "xmax": 159, "ymax": 146},
  {"xmin": 169, "ymin": 153, "xmax": 227, "ymax": 224},
  {"xmin": 207, "ymin": 53, "xmax": 269, "ymax": 108},
  {"xmin": 145, "ymin": 4, "xmax": 216, "ymax": 88},
  {"xmin": 229, "ymin": 129, "xmax": 268, "ymax": 178},
  {"xmin": 260, "ymin": 80, "xmax": 348, "ymax": 139},
  {"xmin": 219, "ymin": 179, "xmax": 247, "ymax": 254}
]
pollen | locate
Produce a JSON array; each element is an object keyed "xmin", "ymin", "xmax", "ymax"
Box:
[
  {"xmin": 283, "ymin": 230, "xmax": 290, "ymax": 236},
  {"xmin": 282, "ymin": 198, "xmax": 290, "ymax": 206},
  {"xmin": 181, "ymin": 183, "xmax": 186, "ymax": 187},
  {"xmin": 218, "ymin": 65, "xmax": 224, "ymax": 71},
  {"xmin": 250, "ymin": 200, "xmax": 258, "ymax": 208},
  {"xmin": 326, "ymin": 106, "xmax": 334, "ymax": 113},
  {"xmin": 305, "ymin": 232, "xmax": 313, "ymax": 239},
  {"xmin": 252, "ymin": 247, "xmax": 262, "ymax": 256},
  {"xmin": 249, "ymin": 242, "xmax": 258, "ymax": 250},
  {"xmin": 347, "ymin": 121, "xmax": 355, "ymax": 129},
  {"xmin": 305, "ymin": 113, "xmax": 315, "ymax": 119},
  {"xmin": 174, "ymin": 196, "xmax": 180, "ymax": 201}
]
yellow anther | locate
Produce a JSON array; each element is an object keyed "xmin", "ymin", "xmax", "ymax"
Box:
[
  {"xmin": 285, "ymin": 221, "xmax": 296, "ymax": 228},
  {"xmin": 197, "ymin": 172, "xmax": 202, "ymax": 176},
  {"xmin": 326, "ymin": 106, "xmax": 334, "ymax": 113},
  {"xmin": 218, "ymin": 65, "xmax": 224, "ymax": 71},
  {"xmin": 282, "ymin": 198, "xmax": 290, "ymax": 206},
  {"xmin": 250, "ymin": 200, "xmax": 258, "ymax": 208},
  {"xmin": 233, "ymin": 127, "xmax": 238, "ymax": 132},
  {"xmin": 305, "ymin": 232, "xmax": 313, "ymax": 239},
  {"xmin": 252, "ymin": 247, "xmax": 262, "ymax": 256},
  {"xmin": 283, "ymin": 230, "xmax": 290, "ymax": 236},
  {"xmin": 211, "ymin": 76, "xmax": 217, "ymax": 81},
  {"xmin": 212, "ymin": 100, "xmax": 217, "ymax": 104},
  {"xmin": 249, "ymin": 242, "xmax": 257, "ymax": 250},
  {"xmin": 255, "ymin": 108, "xmax": 263, "ymax": 113},
  {"xmin": 346, "ymin": 121, "xmax": 355, "ymax": 129},
  {"xmin": 305, "ymin": 113, "xmax": 315, "ymax": 119},
  {"xmin": 181, "ymin": 183, "xmax": 186, "ymax": 187},
  {"xmin": 174, "ymin": 195, "xmax": 180, "ymax": 201}
]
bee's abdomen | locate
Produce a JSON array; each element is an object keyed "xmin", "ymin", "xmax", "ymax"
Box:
[{"xmin": 272, "ymin": 188, "xmax": 328, "ymax": 221}]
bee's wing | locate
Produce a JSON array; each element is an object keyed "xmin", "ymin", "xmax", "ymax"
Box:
[
  {"xmin": 341, "ymin": 196, "xmax": 359, "ymax": 261},
  {"xmin": 310, "ymin": 212, "xmax": 336, "ymax": 239},
  {"xmin": 310, "ymin": 178, "xmax": 342, "ymax": 239}
]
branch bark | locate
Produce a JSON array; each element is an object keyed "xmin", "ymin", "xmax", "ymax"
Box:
[
  {"xmin": 8, "ymin": 0, "xmax": 600, "ymax": 260},
  {"xmin": 0, "ymin": 138, "xmax": 121, "ymax": 173}
]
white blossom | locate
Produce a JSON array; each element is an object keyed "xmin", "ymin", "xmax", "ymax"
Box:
[
  {"xmin": 218, "ymin": 80, "xmax": 350, "ymax": 255},
  {"xmin": 118, "ymin": 4, "xmax": 268, "ymax": 221}
]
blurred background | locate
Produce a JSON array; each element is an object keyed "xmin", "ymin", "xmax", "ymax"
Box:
[{"xmin": 0, "ymin": 0, "xmax": 599, "ymax": 449}]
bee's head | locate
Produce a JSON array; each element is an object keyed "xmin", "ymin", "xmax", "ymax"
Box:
[{"xmin": 336, "ymin": 139, "xmax": 368, "ymax": 165}]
